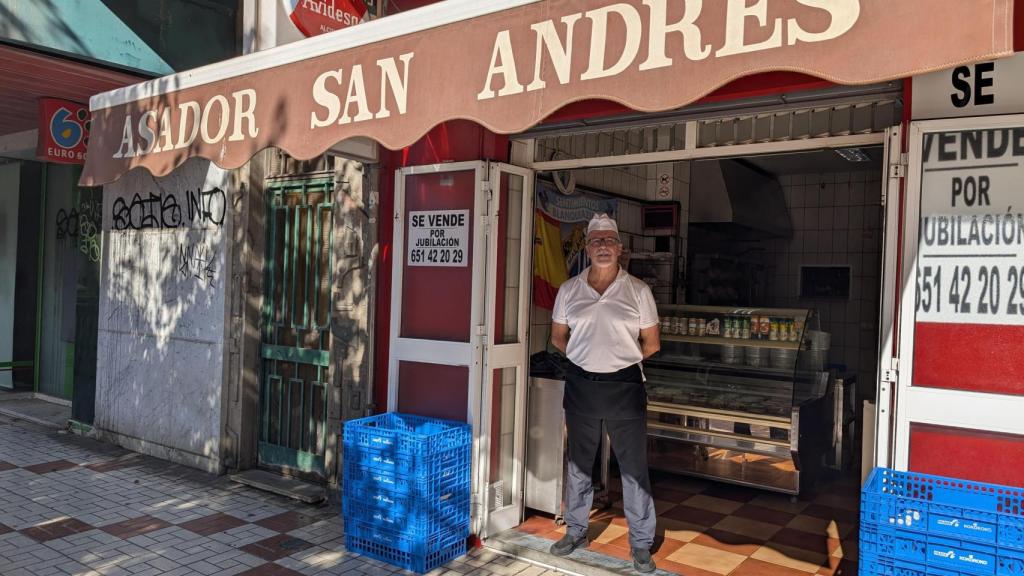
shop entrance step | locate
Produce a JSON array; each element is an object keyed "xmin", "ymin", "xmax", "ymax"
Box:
[
  {"xmin": 485, "ymin": 530, "xmax": 676, "ymax": 576},
  {"xmin": 0, "ymin": 393, "xmax": 71, "ymax": 429},
  {"xmin": 229, "ymin": 469, "xmax": 326, "ymax": 504}
]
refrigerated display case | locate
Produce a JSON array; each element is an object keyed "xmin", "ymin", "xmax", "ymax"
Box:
[{"xmin": 645, "ymin": 305, "xmax": 831, "ymax": 495}]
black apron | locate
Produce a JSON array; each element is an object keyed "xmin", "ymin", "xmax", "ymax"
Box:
[{"xmin": 563, "ymin": 362, "xmax": 646, "ymax": 420}]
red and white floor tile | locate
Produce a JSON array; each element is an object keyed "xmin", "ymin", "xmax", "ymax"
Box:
[{"xmin": 515, "ymin": 471, "xmax": 859, "ymax": 576}]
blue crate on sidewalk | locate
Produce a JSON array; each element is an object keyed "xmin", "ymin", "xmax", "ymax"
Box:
[
  {"xmin": 344, "ymin": 412, "xmax": 471, "ymax": 464},
  {"xmin": 344, "ymin": 455, "xmax": 469, "ymax": 498},
  {"xmin": 860, "ymin": 468, "xmax": 1024, "ymax": 576},
  {"xmin": 344, "ymin": 516, "xmax": 467, "ymax": 574},
  {"xmin": 343, "ymin": 442, "xmax": 471, "ymax": 492},
  {"xmin": 343, "ymin": 491, "xmax": 470, "ymax": 537},
  {"xmin": 342, "ymin": 413, "xmax": 472, "ymax": 573}
]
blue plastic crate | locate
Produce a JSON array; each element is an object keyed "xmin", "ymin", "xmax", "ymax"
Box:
[
  {"xmin": 343, "ymin": 466, "xmax": 468, "ymax": 506},
  {"xmin": 859, "ymin": 551, "xmax": 947, "ymax": 575},
  {"xmin": 343, "ymin": 492, "xmax": 470, "ymax": 537},
  {"xmin": 345, "ymin": 442, "xmax": 472, "ymax": 482},
  {"xmin": 343, "ymin": 413, "xmax": 471, "ymax": 460},
  {"xmin": 344, "ymin": 517, "xmax": 467, "ymax": 573},
  {"xmin": 343, "ymin": 456, "xmax": 470, "ymax": 498},
  {"xmin": 860, "ymin": 523, "xmax": 1024, "ymax": 576},
  {"xmin": 861, "ymin": 468, "xmax": 1024, "ymax": 551}
]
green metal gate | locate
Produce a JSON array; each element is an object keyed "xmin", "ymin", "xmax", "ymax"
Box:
[{"xmin": 260, "ymin": 176, "xmax": 334, "ymax": 476}]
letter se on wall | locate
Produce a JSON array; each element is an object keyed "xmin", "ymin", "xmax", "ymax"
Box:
[{"xmin": 914, "ymin": 53, "xmax": 1024, "ymax": 120}]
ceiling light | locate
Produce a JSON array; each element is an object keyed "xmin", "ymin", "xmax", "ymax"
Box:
[{"xmin": 835, "ymin": 147, "xmax": 871, "ymax": 162}]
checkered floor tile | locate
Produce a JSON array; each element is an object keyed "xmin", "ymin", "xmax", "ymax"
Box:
[{"xmin": 515, "ymin": 471, "xmax": 860, "ymax": 575}]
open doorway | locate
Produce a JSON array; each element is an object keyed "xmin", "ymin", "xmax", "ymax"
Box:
[{"xmin": 516, "ymin": 145, "xmax": 887, "ymax": 575}]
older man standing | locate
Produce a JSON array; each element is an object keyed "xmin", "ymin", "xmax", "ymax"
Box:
[{"xmin": 549, "ymin": 213, "xmax": 660, "ymax": 573}]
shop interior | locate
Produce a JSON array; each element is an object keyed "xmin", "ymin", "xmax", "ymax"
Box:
[{"xmin": 521, "ymin": 145, "xmax": 885, "ymax": 573}]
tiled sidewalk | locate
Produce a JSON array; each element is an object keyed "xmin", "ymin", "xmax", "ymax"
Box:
[{"xmin": 0, "ymin": 415, "xmax": 563, "ymax": 576}]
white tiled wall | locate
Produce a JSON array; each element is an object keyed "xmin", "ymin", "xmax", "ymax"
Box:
[{"xmin": 755, "ymin": 170, "xmax": 885, "ymax": 395}]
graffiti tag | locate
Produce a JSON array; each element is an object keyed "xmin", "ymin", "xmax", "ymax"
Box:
[{"xmin": 112, "ymin": 187, "xmax": 226, "ymax": 231}]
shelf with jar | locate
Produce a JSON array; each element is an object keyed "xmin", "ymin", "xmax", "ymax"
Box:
[
  {"xmin": 643, "ymin": 304, "xmax": 829, "ymax": 495},
  {"xmin": 656, "ymin": 304, "xmax": 811, "ymax": 350}
]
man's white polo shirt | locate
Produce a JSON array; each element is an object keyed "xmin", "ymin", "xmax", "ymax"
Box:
[{"xmin": 552, "ymin": 266, "xmax": 659, "ymax": 373}]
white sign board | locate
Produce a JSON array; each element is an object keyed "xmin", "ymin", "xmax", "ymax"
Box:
[
  {"xmin": 913, "ymin": 53, "xmax": 1024, "ymax": 120},
  {"xmin": 914, "ymin": 127, "xmax": 1024, "ymax": 325},
  {"xmin": 407, "ymin": 209, "xmax": 469, "ymax": 267}
]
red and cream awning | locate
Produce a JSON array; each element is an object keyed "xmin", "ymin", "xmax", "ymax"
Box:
[{"xmin": 81, "ymin": 0, "xmax": 1016, "ymax": 186}]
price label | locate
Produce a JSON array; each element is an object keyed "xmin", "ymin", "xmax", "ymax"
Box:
[
  {"xmin": 915, "ymin": 127, "xmax": 1024, "ymax": 325},
  {"xmin": 407, "ymin": 209, "xmax": 469, "ymax": 267}
]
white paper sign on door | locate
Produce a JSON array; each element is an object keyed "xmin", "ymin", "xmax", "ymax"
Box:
[
  {"xmin": 915, "ymin": 127, "xmax": 1024, "ymax": 325},
  {"xmin": 407, "ymin": 209, "xmax": 469, "ymax": 267}
]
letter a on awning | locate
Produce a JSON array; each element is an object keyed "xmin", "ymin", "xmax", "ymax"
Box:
[{"xmin": 80, "ymin": 0, "xmax": 1015, "ymax": 186}]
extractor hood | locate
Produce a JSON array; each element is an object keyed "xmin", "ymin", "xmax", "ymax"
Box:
[{"xmin": 689, "ymin": 159, "xmax": 792, "ymax": 238}]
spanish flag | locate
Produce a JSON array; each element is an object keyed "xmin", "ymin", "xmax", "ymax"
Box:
[{"xmin": 533, "ymin": 210, "xmax": 568, "ymax": 309}]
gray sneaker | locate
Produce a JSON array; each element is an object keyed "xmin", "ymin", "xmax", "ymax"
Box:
[
  {"xmin": 632, "ymin": 547, "xmax": 656, "ymax": 573},
  {"xmin": 549, "ymin": 533, "xmax": 588, "ymax": 557}
]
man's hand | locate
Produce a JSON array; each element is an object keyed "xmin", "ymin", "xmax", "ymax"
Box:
[
  {"xmin": 639, "ymin": 325, "xmax": 660, "ymax": 359},
  {"xmin": 551, "ymin": 322, "xmax": 570, "ymax": 354}
]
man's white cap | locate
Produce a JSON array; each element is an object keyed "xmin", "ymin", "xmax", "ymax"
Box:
[{"xmin": 587, "ymin": 213, "xmax": 619, "ymax": 236}]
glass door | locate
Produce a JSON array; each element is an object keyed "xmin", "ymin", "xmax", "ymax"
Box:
[
  {"xmin": 479, "ymin": 164, "xmax": 534, "ymax": 537},
  {"xmin": 890, "ymin": 115, "xmax": 1024, "ymax": 483}
]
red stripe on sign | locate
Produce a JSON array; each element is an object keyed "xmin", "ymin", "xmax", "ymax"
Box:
[
  {"xmin": 913, "ymin": 322, "xmax": 1024, "ymax": 395},
  {"xmin": 910, "ymin": 424, "xmax": 1024, "ymax": 488}
]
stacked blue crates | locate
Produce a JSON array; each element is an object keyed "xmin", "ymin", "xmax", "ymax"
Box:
[
  {"xmin": 860, "ymin": 467, "xmax": 1024, "ymax": 576},
  {"xmin": 342, "ymin": 413, "xmax": 472, "ymax": 573}
]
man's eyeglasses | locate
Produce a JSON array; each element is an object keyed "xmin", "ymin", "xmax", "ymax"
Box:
[{"xmin": 587, "ymin": 237, "xmax": 621, "ymax": 248}]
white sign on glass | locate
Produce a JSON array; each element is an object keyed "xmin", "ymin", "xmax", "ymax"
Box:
[
  {"xmin": 915, "ymin": 127, "xmax": 1024, "ymax": 325},
  {"xmin": 407, "ymin": 209, "xmax": 469, "ymax": 267}
]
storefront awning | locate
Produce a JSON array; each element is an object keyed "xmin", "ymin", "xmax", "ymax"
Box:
[{"xmin": 80, "ymin": 0, "xmax": 1015, "ymax": 186}]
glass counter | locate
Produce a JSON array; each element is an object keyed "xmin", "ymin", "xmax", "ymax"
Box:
[{"xmin": 644, "ymin": 305, "xmax": 831, "ymax": 494}]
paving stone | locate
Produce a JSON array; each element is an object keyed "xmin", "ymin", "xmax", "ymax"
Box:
[{"xmin": 0, "ymin": 415, "xmax": 572, "ymax": 576}]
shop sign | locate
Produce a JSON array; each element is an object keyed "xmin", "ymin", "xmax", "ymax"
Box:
[
  {"xmin": 912, "ymin": 53, "xmax": 1024, "ymax": 120},
  {"xmin": 81, "ymin": 0, "xmax": 1016, "ymax": 186},
  {"xmin": 282, "ymin": 0, "xmax": 367, "ymax": 37},
  {"xmin": 407, "ymin": 210, "xmax": 469, "ymax": 267},
  {"xmin": 914, "ymin": 127, "xmax": 1024, "ymax": 326},
  {"xmin": 37, "ymin": 98, "xmax": 90, "ymax": 164}
]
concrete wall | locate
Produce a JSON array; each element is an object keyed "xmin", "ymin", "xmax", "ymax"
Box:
[
  {"xmin": 0, "ymin": 162, "xmax": 18, "ymax": 390},
  {"xmin": 95, "ymin": 159, "xmax": 232, "ymax": 472}
]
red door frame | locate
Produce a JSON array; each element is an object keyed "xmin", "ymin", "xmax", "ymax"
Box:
[
  {"xmin": 372, "ymin": 0, "xmax": 1024, "ymax": 414},
  {"xmin": 372, "ymin": 73, "xmax": 838, "ymax": 412}
]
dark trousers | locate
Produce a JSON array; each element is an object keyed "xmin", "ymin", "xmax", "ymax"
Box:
[{"xmin": 564, "ymin": 411, "xmax": 656, "ymax": 549}]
